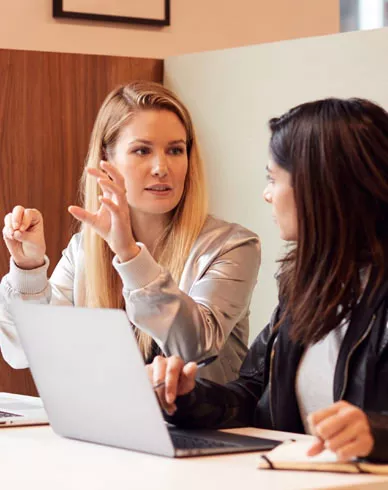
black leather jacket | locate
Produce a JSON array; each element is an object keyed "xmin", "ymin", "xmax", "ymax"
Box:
[{"xmin": 168, "ymin": 275, "xmax": 388, "ymax": 461}]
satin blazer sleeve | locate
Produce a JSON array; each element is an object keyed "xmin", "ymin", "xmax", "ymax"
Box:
[{"xmin": 114, "ymin": 227, "xmax": 260, "ymax": 362}]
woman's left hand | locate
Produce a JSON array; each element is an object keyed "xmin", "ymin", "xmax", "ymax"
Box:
[
  {"xmin": 307, "ymin": 401, "xmax": 374, "ymax": 461},
  {"xmin": 69, "ymin": 160, "xmax": 139, "ymax": 263}
]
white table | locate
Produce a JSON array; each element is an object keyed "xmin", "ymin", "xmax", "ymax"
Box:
[{"xmin": 1, "ymin": 425, "xmax": 387, "ymax": 490}]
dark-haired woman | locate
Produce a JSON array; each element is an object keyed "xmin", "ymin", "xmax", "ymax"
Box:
[{"xmin": 147, "ymin": 98, "xmax": 388, "ymax": 463}]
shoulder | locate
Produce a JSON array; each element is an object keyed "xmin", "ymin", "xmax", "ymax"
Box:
[
  {"xmin": 198, "ymin": 215, "xmax": 260, "ymax": 252},
  {"xmin": 184, "ymin": 216, "xmax": 260, "ymax": 276}
]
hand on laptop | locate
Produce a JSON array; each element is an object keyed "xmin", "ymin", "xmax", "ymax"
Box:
[
  {"xmin": 3, "ymin": 206, "xmax": 46, "ymax": 270},
  {"xmin": 146, "ymin": 355, "xmax": 197, "ymax": 415}
]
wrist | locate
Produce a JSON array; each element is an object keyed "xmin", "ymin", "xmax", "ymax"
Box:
[
  {"xmin": 14, "ymin": 257, "xmax": 46, "ymax": 271},
  {"xmin": 116, "ymin": 245, "xmax": 140, "ymax": 264}
]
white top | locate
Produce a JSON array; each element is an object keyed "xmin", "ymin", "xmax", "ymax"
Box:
[
  {"xmin": 295, "ymin": 321, "xmax": 348, "ymax": 433},
  {"xmin": 295, "ymin": 269, "xmax": 372, "ymax": 432}
]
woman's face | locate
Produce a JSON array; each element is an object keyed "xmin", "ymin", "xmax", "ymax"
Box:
[
  {"xmin": 110, "ymin": 109, "xmax": 189, "ymax": 217},
  {"xmin": 263, "ymin": 160, "xmax": 298, "ymax": 241}
]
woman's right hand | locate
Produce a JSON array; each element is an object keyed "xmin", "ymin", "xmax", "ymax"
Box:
[
  {"xmin": 2, "ymin": 206, "xmax": 46, "ymax": 270},
  {"xmin": 146, "ymin": 355, "xmax": 198, "ymax": 415}
]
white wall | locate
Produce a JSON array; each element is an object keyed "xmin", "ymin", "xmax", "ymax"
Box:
[
  {"xmin": 0, "ymin": 0, "xmax": 338, "ymax": 58},
  {"xmin": 164, "ymin": 27, "xmax": 388, "ymax": 342}
]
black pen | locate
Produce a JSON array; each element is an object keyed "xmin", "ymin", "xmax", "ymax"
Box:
[{"xmin": 152, "ymin": 355, "xmax": 218, "ymax": 391}]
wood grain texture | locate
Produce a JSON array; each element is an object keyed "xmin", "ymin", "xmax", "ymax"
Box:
[{"xmin": 0, "ymin": 48, "xmax": 163, "ymax": 395}]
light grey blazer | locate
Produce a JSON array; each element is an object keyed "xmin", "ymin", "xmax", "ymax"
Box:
[{"xmin": 1, "ymin": 215, "xmax": 260, "ymax": 383}]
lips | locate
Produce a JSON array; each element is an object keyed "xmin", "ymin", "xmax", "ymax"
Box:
[{"xmin": 145, "ymin": 184, "xmax": 172, "ymax": 191}]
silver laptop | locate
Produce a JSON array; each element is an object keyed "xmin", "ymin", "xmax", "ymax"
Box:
[
  {"xmin": 11, "ymin": 302, "xmax": 279, "ymax": 457},
  {"xmin": 0, "ymin": 392, "xmax": 48, "ymax": 427}
]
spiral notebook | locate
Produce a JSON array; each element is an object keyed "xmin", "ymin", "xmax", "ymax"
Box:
[{"xmin": 258, "ymin": 440, "xmax": 388, "ymax": 474}]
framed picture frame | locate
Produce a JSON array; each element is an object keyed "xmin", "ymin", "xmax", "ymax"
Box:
[{"xmin": 53, "ymin": 0, "xmax": 170, "ymax": 27}]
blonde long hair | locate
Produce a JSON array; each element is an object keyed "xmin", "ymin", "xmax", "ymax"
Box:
[{"xmin": 80, "ymin": 81, "xmax": 208, "ymax": 359}]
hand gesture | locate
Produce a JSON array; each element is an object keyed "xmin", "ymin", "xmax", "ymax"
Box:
[
  {"xmin": 2, "ymin": 206, "xmax": 46, "ymax": 270},
  {"xmin": 69, "ymin": 161, "xmax": 139, "ymax": 263}
]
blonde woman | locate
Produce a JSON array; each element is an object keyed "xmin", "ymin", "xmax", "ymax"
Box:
[{"xmin": 1, "ymin": 81, "xmax": 260, "ymax": 383}]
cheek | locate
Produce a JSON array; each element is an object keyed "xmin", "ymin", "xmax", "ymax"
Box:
[
  {"xmin": 273, "ymin": 189, "xmax": 293, "ymax": 219},
  {"xmin": 173, "ymin": 160, "xmax": 189, "ymax": 187},
  {"xmin": 118, "ymin": 163, "xmax": 145, "ymax": 197},
  {"xmin": 277, "ymin": 190, "xmax": 298, "ymax": 233}
]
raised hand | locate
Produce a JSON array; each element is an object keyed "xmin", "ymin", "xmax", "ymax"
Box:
[
  {"xmin": 2, "ymin": 206, "xmax": 46, "ymax": 270},
  {"xmin": 69, "ymin": 160, "xmax": 139, "ymax": 263},
  {"xmin": 307, "ymin": 400, "xmax": 374, "ymax": 461}
]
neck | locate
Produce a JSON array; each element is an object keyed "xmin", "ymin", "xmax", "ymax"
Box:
[{"xmin": 130, "ymin": 209, "xmax": 171, "ymax": 256}]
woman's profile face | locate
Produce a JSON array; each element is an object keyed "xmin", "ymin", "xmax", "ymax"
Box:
[
  {"xmin": 263, "ymin": 160, "xmax": 298, "ymax": 241},
  {"xmin": 110, "ymin": 109, "xmax": 189, "ymax": 218}
]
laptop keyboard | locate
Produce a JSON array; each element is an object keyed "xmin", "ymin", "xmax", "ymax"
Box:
[
  {"xmin": 171, "ymin": 433, "xmax": 239, "ymax": 450},
  {"xmin": 0, "ymin": 411, "xmax": 21, "ymax": 418}
]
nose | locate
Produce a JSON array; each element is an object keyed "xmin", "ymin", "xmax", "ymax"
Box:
[
  {"xmin": 263, "ymin": 186, "xmax": 272, "ymax": 204},
  {"xmin": 151, "ymin": 154, "xmax": 168, "ymax": 178}
]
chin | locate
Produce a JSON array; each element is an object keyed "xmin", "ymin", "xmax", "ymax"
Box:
[
  {"xmin": 279, "ymin": 228, "xmax": 297, "ymax": 242},
  {"xmin": 143, "ymin": 202, "xmax": 178, "ymax": 215},
  {"xmin": 281, "ymin": 234, "xmax": 297, "ymax": 242}
]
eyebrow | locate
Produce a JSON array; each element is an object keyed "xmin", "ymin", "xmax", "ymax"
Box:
[
  {"xmin": 167, "ymin": 139, "xmax": 186, "ymax": 145},
  {"xmin": 265, "ymin": 165, "xmax": 273, "ymax": 173},
  {"xmin": 128, "ymin": 138, "xmax": 187, "ymax": 147},
  {"xmin": 128, "ymin": 139, "xmax": 152, "ymax": 146}
]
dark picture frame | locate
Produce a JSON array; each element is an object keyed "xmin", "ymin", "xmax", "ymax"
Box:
[{"xmin": 53, "ymin": 0, "xmax": 170, "ymax": 27}]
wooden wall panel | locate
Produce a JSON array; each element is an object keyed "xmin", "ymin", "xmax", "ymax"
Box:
[{"xmin": 0, "ymin": 49, "xmax": 163, "ymax": 395}]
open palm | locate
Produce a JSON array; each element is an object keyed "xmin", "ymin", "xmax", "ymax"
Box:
[{"xmin": 69, "ymin": 161, "xmax": 139, "ymax": 263}]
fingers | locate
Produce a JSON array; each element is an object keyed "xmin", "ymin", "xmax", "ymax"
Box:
[
  {"xmin": 3, "ymin": 207, "xmax": 42, "ymax": 239},
  {"xmin": 86, "ymin": 161, "xmax": 127, "ymax": 210},
  {"xmin": 313, "ymin": 408, "xmax": 354, "ymax": 441},
  {"xmin": 308, "ymin": 401, "xmax": 374, "ymax": 461},
  {"xmin": 3, "ymin": 213, "xmax": 15, "ymax": 240},
  {"xmin": 98, "ymin": 197, "xmax": 120, "ymax": 215},
  {"xmin": 306, "ymin": 438, "xmax": 325, "ymax": 457},
  {"xmin": 147, "ymin": 356, "xmax": 196, "ymax": 417},
  {"xmin": 97, "ymin": 178, "xmax": 127, "ymax": 208},
  {"xmin": 21, "ymin": 208, "xmax": 42, "ymax": 231},
  {"xmin": 165, "ymin": 356, "xmax": 185, "ymax": 404},
  {"xmin": 308, "ymin": 402, "xmax": 341, "ymax": 428},
  {"xmin": 311, "ymin": 402, "xmax": 365, "ymax": 441},
  {"xmin": 11, "ymin": 205, "xmax": 25, "ymax": 230},
  {"xmin": 151, "ymin": 356, "xmax": 177, "ymax": 416},
  {"xmin": 87, "ymin": 160, "xmax": 125, "ymax": 187},
  {"xmin": 178, "ymin": 362, "xmax": 198, "ymax": 396},
  {"xmin": 321, "ymin": 419, "xmax": 365, "ymax": 451},
  {"xmin": 100, "ymin": 160, "xmax": 125, "ymax": 187},
  {"xmin": 151, "ymin": 355, "xmax": 168, "ymax": 387},
  {"xmin": 335, "ymin": 433, "xmax": 374, "ymax": 461},
  {"xmin": 2, "ymin": 207, "xmax": 46, "ymax": 269},
  {"xmin": 68, "ymin": 206, "xmax": 99, "ymax": 228}
]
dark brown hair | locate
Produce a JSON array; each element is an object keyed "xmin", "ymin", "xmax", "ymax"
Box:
[{"xmin": 269, "ymin": 98, "xmax": 388, "ymax": 344}]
